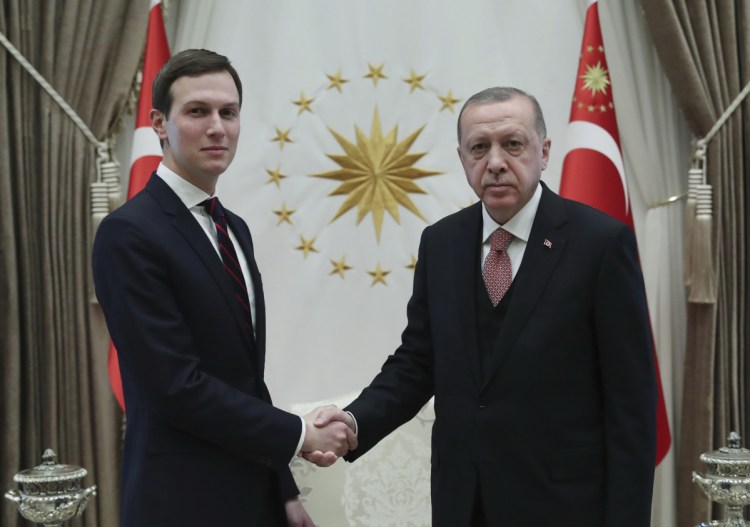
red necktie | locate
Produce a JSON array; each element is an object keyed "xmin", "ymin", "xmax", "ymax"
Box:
[
  {"xmin": 483, "ymin": 228, "xmax": 513, "ymax": 306},
  {"xmin": 202, "ymin": 197, "xmax": 254, "ymax": 336}
]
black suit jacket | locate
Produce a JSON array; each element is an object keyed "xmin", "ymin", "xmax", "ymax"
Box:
[
  {"xmin": 93, "ymin": 174, "xmax": 301, "ymax": 526},
  {"xmin": 345, "ymin": 183, "xmax": 657, "ymax": 526}
]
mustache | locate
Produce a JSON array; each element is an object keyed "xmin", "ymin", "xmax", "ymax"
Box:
[{"xmin": 480, "ymin": 174, "xmax": 513, "ymax": 187}]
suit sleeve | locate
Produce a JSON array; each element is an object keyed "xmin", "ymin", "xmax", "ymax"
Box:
[
  {"xmin": 595, "ymin": 224, "xmax": 657, "ymax": 526},
  {"xmin": 345, "ymin": 227, "xmax": 436, "ymax": 460},
  {"xmin": 92, "ymin": 214, "xmax": 302, "ymax": 472}
]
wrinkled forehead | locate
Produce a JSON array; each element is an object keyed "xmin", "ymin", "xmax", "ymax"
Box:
[{"xmin": 459, "ymin": 98, "xmax": 536, "ymax": 139}]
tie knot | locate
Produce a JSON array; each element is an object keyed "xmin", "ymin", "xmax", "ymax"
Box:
[
  {"xmin": 201, "ymin": 197, "xmax": 225, "ymax": 222},
  {"xmin": 490, "ymin": 228, "xmax": 513, "ymax": 251}
]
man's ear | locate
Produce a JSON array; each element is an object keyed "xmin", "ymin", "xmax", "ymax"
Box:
[
  {"xmin": 150, "ymin": 109, "xmax": 168, "ymax": 141},
  {"xmin": 541, "ymin": 137, "xmax": 551, "ymax": 170}
]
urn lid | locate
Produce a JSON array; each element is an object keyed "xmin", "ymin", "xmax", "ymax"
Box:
[
  {"xmin": 699, "ymin": 432, "xmax": 750, "ymax": 476},
  {"xmin": 13, "ymin": 449, "xmax": 87, "ymax": 486}
]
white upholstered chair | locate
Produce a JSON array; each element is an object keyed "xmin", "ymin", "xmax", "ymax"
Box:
[{"xmin": 290, "ymin": 393, "xmax": 434, "ymax": 526}]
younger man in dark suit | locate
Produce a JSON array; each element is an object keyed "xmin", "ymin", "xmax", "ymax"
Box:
[{"xmin": 93, "ymin": 49, "xmax": 356, "ymax": 527}]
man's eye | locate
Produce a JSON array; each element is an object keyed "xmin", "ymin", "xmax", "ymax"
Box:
[
  {"xmin": 188, "ymin": 108, "xmax": 205, "ymax": 115},
  {"xmin": 505, "ymin": 140, "xmax": 523, "ymax": 151},
  {"xmin": 220, "ymin": 109, "xmax": 238, "ymax": 118},
  {"xmin": 471, "ymin": 143, "xmax": 488, "ymax": 152}
]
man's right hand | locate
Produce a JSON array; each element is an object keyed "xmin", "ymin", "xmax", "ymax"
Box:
[{"xmin": 299, "ymin": 405, "xmax": 357, "ymax": 467}]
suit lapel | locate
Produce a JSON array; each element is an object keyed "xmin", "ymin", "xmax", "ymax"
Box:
[
  {"xmin": 449, "ymin": 203, "xmax": 484, "ymax": 389},
  {"xmin": 484, "ymin": 184, "xmax": 568, "ymax": 384},
  {"xmin": 145, "ymin": 174, "xmax": 256, "ymax": 353}
]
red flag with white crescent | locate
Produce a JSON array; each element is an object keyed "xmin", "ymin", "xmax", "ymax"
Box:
[
  {"xmin": 559, "ymin": 0, "xmax": 671, "ymax": 465},
  {"xmin": 108, "ymin": 0, "xmax": 170, "ymax": 411}
]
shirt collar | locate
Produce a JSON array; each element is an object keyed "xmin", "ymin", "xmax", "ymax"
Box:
[
  {"xmin": 156, "ymin": 162, "xmax": 213, "ymax": 210},
  {"xmin": 482, "ymin": 182, "xmax": 542, "ymax": 244}
]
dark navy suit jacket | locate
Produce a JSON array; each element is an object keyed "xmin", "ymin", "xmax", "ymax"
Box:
[
  {"xmin": 93, "ymin": 174, "xmax": 300, "ymax": 526},
  {"xmin": 345, "ymin": 182, "xmax": 657, "ymax": 526}
]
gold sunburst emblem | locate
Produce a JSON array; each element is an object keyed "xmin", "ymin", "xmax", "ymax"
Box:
[
  {"xmin": 267, "ymin": 62, "xmax": 464, "ymax": 285},
  {"xmin": 580, "ymin": 61, "xmax": 610, "ymax": 96},
  {"xmin": 313, "ymin": 107, "xmax": 441, "ymax": 241}
]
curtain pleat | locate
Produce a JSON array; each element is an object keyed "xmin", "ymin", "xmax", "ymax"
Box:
[
  {"xmin": 638, "ymin": 1, "xmax": 749, "ymax": 525},
  {"xmin": 0, "ymin": 1, "xmax": 149, "ymax": 525}
]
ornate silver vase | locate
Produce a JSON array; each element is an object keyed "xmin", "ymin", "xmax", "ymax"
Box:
[
  {"xmin": 5, "ymin": 448, "xmax": 97, "ymax": 527},
  {"xmin": 693, "ymin": 431, "xmax": 750, "ymax": 527}
]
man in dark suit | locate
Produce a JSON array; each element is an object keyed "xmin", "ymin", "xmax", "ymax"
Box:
[
  {"xmin": 309, "ymin": 87, "xmax": 657, "ymax": 526},
  {"xmin": 93, "ymin": 49, "xmax": 355, "ymax": 527}
]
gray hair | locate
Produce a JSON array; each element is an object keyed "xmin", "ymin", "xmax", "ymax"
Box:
[{"xmin": 457, "ymin": 87, "xmax": 547, "ymax": 143}]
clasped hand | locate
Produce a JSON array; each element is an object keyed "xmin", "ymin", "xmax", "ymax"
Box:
[{"xmin": 299, "ymin": 405, "xmax": 357, "ymax": 467}]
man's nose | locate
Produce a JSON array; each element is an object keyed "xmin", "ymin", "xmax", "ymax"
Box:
[
  {"xmin": 206, "ymin": 112, "xmax": 225, "ymax": 136},
  {"xmin": 486, "ymin": 145, "xmax": 508, "ymax": 174}
]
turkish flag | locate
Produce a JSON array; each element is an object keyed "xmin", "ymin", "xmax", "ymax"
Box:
[
  {"xmin": 559, "ymin": 0, "xmax": 671, "ymax": 465},
  {"xmin": 108, "ymin": 0, "xmax": 170, "ymax": 412}
]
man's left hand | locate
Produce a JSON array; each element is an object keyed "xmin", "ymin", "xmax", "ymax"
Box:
[{"xmin": 285, "ymin": 497, "xmax": 315, "ymax": 527}]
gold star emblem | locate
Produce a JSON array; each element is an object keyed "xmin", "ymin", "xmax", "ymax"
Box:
[
  {"xmin": 598, "ymin": 45, "xmax": 604, "ymax": 52},
  {"xmin": 438, "ymin": 90, "xmax": 461, "ymax": 112},
  {"xmin": 266, "ymin": 165, "xmax": 287, "ymax": 187},
  {"xmin": 587, "ymin": 105, "xmax": 595, "ymax": 112},
  {"xmin": 313, "ymin": 107, "xmax": 442, "ymax": 241},
  {"xmin": 368, "ymin": 263, "xmax": 390, "ymax": 286},
  {"xmin": 273, "ymin": 203, "xmax": 295, "ymax": 225},
  {"xmin": 599, "ymin": 105, "xmax": 607, "ymax": 112},
  {"xmin": 364, "ymin": 63, "xmax": 387, "ymax": 86},
  {"xmin": 403, "ymin": 69, "xmax": 426, "ymax": 93},
  {"xmin": 295, "ymin": 236, "xmax": 318, "ymax": 258},
  {"xmin": 580, "ymin": 61, "xmax": 610, "ymax": 96},
  {"xmin": 326, "ymin": 69, "xmax": 349, "ymax": 92},
  {"xmin": 609, "ymin": 101, "xmax": 614, "ymax": 109},
  {"xmin": 292, "ymin": 92, "xmax": 314, "ymax": 114},
  {"xmin": 329, "ymin": 257, "xmax": 352, "ymax": 279},
  {"xmin": 586, "ymin": 45, "xmax": 594, "ymax": 52},
  {"xmin": 272, "ymin": 127, "xmax": 293, "ymax": 149},
  {"xmin": 405, "ymin": 255, "xmax": 418, "ymax": 271},
  {"xmin": 577, "ymin": 102, "xmax": 584, "ymax": 109}
]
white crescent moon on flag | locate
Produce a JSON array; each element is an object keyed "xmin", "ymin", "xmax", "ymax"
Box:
[
  {"xmin": 130, "ymin": 126, "xmax": 163, "ymax": 167},
  {"xmin": 561, "ymin": 119, "xmax": 629, "ymax": 213}
]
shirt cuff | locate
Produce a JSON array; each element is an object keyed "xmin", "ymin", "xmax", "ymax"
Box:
[
  {"xmin": 346, "ymin": 411, "xmax": 359, "ymax": 436},
  {"xmin": 292, "ymin": 416, "xmax": 305, "ymax": 463}
]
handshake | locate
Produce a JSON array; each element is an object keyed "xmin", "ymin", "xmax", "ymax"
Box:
[{"xmin": 299, "ymin": 405, "xmax": 357, "ymax": 467}]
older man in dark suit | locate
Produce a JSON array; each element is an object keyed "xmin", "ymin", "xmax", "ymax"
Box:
[
  {"xmin": 93, "ymin": 49, "xmax": 355, "ymax": 527},
  {"xmin": 309, "ymin": 86, "xmax": 657, "ymax": 526}
]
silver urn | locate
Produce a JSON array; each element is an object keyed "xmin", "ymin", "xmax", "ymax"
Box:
[
  {"xmin": 5, "ymin": 448, "xmax": 97, "ymax": 527},
  {"xmin": 693, "ymin": 431, "xmax": 750, "ymax": 527}
]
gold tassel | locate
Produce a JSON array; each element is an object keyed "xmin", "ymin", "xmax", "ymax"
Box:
[
  {"xmin": 90, "ymin": 181, "xmax": 110, "ymax": 235},
  {"xmin": 688, "ymin": 183, "xmax": 717, "ymax": 303},
  {"xmin": 100, "ymin": 158, "xmax": 123, "ymax": 211},
  {"xmin": 683, "ymin": 167, "xmax": 703, "ymax": 286},
  {"xmin": 96, "ymin": 142, "xmax": 123, "ymax": 211}
]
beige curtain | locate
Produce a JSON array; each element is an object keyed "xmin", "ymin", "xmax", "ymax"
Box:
[
  {"xmin": 0, "ymin": 1, "xmax": 148, "ymax": 525},
  {"xmin": 638, "ymin": 1, "xmax": 749, "ymax": 526}
]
